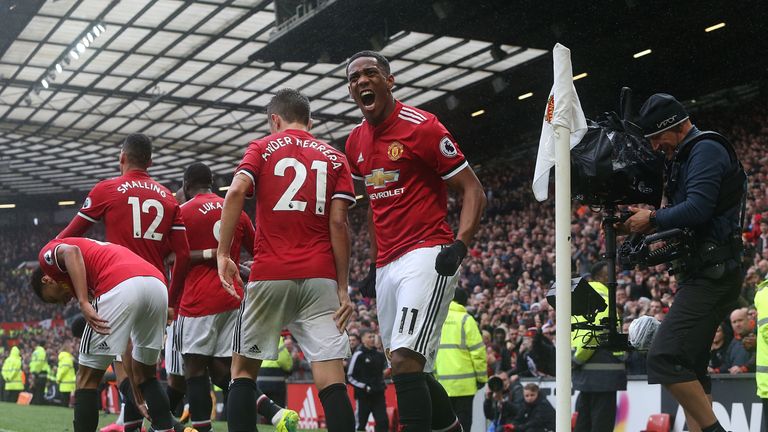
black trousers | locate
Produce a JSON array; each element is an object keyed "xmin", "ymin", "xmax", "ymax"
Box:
[
  {"xmin": 450, "ymin": 395, "xmax": 475, "ymax": 432},
  {"xmin": 31, "ymin": 373, "xmax": 47, "ymax": 405},
  {"xmin": 5, "ymin": 390, "xmax": 20, "ymax": 403},
  {"xmin": 574, "ymin": 391, "xmax": 616, "ymax": 432},
  {"xmin": 356, "ymin": 392, "xmax": 389, "ymax": 432}
]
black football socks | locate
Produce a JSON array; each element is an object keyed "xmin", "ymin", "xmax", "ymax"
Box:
[
  {"xmin": 119, "ymin": 378, "xmax": 144, "ymax": 432},
  {"xmin": 227, "ymin": 378, "xmax": 259, "ymax": 432},
  {"xmin": 187, "ymin": 375, "xmax": 213, "ymax": 432},
  {"xmin": 138, "ymin": 378, "xmax": 175, "ymax": 431},
  {"xmin": 393, "ymin": 372, "xmax": 432, "ymax": 431},
  {"xmin": 73, "ymin": 389, "xmax": 99, "ymax": 432},
  {"xmin": 425, "ymin": 373, "xmax": 462, "ymax": 431},
  {"xmin": 318, "ymin": 383, "xmax": 355, "ymax": 432}
]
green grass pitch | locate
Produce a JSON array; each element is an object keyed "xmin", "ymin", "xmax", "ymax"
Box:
[{"xmin": 0, "ymin": 402, "xmax": 324, "ymax": 432}]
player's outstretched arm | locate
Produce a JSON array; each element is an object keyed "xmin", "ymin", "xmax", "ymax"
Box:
[
  {"xmin": 56, "ymin": 244, "xmax": 110, "ymax": 334},
  {"xmin": 168, "ymin": 227, "xmax": 190, "ymax": 310},
  {"xmin": 57, "ymin": 215, "xmax": 93, "ymax": 239},
  {"xmin": 330, "ymin": 198, "xmax": 354, "ymax": 332},
  {"xmin": 217, "ymin": 174, "xmax": 249, "ymax": 299},
  {"xmin": 445, "ymin": 167, "xmax": 486, "ymax": 247}
]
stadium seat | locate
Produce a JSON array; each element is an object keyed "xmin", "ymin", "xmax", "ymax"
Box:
[
  {"xmin": 643, "ymin": 413, "xmax": 670, "ymax": 432},
  {"xmin": 571, "ymin": 411, "xmax": 578, "ymax": 431}
]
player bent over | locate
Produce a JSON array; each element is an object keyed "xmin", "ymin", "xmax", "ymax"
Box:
[{"xmin": 31, "ymin": 237, "xmax": 185, "ymax": 432}]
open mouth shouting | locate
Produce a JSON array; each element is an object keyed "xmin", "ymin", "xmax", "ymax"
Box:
[{"xmin": 360, "ymin": 89, "xmax": 376, "ymax": 110}]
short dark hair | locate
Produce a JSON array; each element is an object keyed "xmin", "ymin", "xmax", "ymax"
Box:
[
  {"xmin": 453, "ymin": 288, "xmax": 469, "ymax": 306},
  {"xmin": 346, "ymin": 50, "xmax": 391, "ymax": 76},
  {"xmin": 266, "ymin": 88, "xmax": 311, "ymax": 125},
  {"xmin": 523, "ymin": 383, "xmax": 540, "ymax": 393},
  {"xmin": 359, "ymin": 328, "xmax": 373, "ymax": 339},
  {"xmin": 121, "ymin": 133, "xmax": 152, "ymax": 168},
  {"xmin": 590, "ymin": 261, "xmax": 608, "ymax": 280},
  {"xmin": 30, "ymin": 267, "xmax": 45, "ymax": 301},
  {"xmin": 184, "ymin": 162, "xmax": 213, "ymax": 191}
]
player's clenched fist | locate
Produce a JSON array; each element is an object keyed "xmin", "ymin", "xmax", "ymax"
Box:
[
  {"xmin": 435, "ymin": 240, "xmax": 467, "ymax": 276},
  {"xmin": 359, "ymin": 263, "xmax": 377, "ymax": 298}
]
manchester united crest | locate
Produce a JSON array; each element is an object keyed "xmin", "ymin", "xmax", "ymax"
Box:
[
  {"xmin": 387, "ymin": 141, "xmax": 404, "ymax": 161},
  {"xmin": 545, "ymin": 94, "xmax": 555, "ymax": 124}
]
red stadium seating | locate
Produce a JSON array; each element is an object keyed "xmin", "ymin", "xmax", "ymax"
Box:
[{"xmin": 643, "ymin": 413, "xmax": 670, "ymax": 432}]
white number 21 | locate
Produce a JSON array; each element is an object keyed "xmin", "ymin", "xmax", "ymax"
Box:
[{"xmin": 272, "ymin": 158, "xmax": 328, "ymax": 215}]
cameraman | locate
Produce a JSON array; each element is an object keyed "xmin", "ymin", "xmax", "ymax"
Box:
[
  {"xmin": 622, "ymin": 93, "xmax": 745, "ymax": 432},
  {"xmin": 483, "ymin": 371, "xmax": 523, "ymax": 427}
]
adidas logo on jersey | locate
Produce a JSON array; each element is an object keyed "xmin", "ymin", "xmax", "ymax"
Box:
[
  {"xmin": 94, "ymin": 341, "xmax": 110, "ymax": 351},
  {"xmin": 248, "ymin": 344, "xmax": 261, "ymax": 354}
]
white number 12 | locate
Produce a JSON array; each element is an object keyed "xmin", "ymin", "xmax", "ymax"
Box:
[{"xmin": 127, "ymin": 196, "xmax": 165, "ymax": 241}]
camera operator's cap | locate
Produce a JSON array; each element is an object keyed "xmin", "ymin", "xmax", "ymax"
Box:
[
  {"xmin": 628, "ymin": 315, "xmax": 661, "ymax": 351},
  {"xmin": 637, "ymin": 93, "xmax": 689, "ymax": 138}
]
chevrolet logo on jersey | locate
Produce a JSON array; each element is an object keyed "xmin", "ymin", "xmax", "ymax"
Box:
[{"xmin": 364, "ymin": 169, "xmax": 399, "ymax": 189}]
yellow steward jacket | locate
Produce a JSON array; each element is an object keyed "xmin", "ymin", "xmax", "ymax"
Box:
[
  {"xmin": 2, "ymin": 346, "xmax": 24, "ymax": 391},
  {"xmin": 30, "ymin": 346, "xmax": 50, "ymax": 375},
  {"xmin": 258, "ymin": 337, "xmax": 293, "ymax": 384},
  {"xmin": 755, "ymin": 279, "xmax": 768, "ymax": 398},
  {"xmin": 434, "ymin": 302, "xmax": 488, "ymax": 397},
  {"xmin": 56, "ymin": 351, "xmax": 76, "ymax": 393}
]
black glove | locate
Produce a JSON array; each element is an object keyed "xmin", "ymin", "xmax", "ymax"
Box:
[
  {"xmin": 360, "ymin": 263, "xmax": 377, "ymax": 298},
  {"xmin": 435, "ymin": 240, "xmax": 467, "ymax": 276}
]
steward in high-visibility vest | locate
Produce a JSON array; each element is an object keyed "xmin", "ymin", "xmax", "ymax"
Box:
[
  {"xmin": 257, "ymin": 336, "xmax": 293, "ymax": 407},
  {"xmin": 29, "ymin": 345, "xmax": 50, "ymax": 405},
  {"xmin": 754, "ymin": 278, "xmax": 768, "ymax": 420},
  {"xmin": 571, "ymin": 265, "xmax": 627, "ymax": 432},
  {"xmin": 2, "ymin": 346, "xmax": 24, "ymax": 402},
  {"xmin": 434, "ymin": 289, "xmax": 488, "ymax": 432},
  {"xmin": 56, "ymin": 351, "xmax": 76, "ymax": 407}
]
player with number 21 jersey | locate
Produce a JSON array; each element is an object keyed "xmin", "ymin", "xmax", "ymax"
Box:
[{"xmin": 235, "ymin": 128, "xmax": 356, "ymax": 280}]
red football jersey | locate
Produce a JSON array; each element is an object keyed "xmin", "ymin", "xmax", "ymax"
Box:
[
  {"xmin": 179, "ymin": 192, "xmax": 254, "ymax": 317},
  {"xmin": 345, "ymin": 100, "xmax": 468, "ymax": 266},
  {"xmin": 38, "ymin": 237, "xmax": 165, "ymax": 298},
  {"xmin": 76, "ymin": 170, "xmax": 185, "ymax": 275},
  {"xmin": 235, "ymin": 128, "xmax": 356, "ymax": 280}
]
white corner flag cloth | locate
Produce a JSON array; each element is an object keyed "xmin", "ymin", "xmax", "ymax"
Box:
[{"xmin": 531, "ymin": 43, "xmax": 588, "ymax": 202}]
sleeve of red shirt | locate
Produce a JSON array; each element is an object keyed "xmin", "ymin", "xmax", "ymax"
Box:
[
  {"xmin": 344, "ymin": 133, "xmax": 363, "ymax": 180},
  {"xmin": 411, "ymin": 118, "xmax": 468, "ymax": 180},
  {"xmin": 38, "ymin": 239, "xmax": 67, "ymax": 280},
  {"xmin": 331, "ymin": 156, "xmax": 357, "ymax": 205},
  {"xmin": 239, "ymin": 211, "xmax": 255, "ymax": 256},
  {"xmin": 168, "ymin": 205, "xmax": 190, "ymax": 309},
  {"xmin": 234, "ymin": 141, "xmax": 264, "ymax": 198},
  {"xmin": 58, "ymin": 183, "xmax": 108, "ymax": 238}
]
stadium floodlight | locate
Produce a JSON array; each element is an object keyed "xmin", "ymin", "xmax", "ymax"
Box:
[
  {"xmin": 471, "ymin": 109, "xmax": 485, "ymax": 118},
  {"xmin": 0, "ymin": 203, "xmax": 16, "ymax": 209},
  {"xmin": 518, "ymin": 92, "xmax": 533, "ymax": 100},
  {"xmin": 58, "ymin": 200, "xmax": 76, "ymax": 206},
  {"xmin": 633, "ymin": 49, "xmax": 652, "ymax": 59},
  {"xmin": 76, "ymin": 42, "xmax": 86, "ymax": 53},
  {"xmin": 69, "ymin": 50, "xmax": 79, "ymax": 60},
  {"xmin": 55, "ymin": 63, "xmax": 62, "ymax": 73},
  {"xmin": 41, "ymin": 79, "xmax": 48, "ymax": 89},
  {"xmin": 705, "ymin": 22, "xmax": 725, "ymax": 32},
  {"xmin": 219, "ymin": 186, "xmax": 230, "ymax": 191},
  {"xmin": 573, "ymin": 72, "xmax": 588, "ymax": 81}
]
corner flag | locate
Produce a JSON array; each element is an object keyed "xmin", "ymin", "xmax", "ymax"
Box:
[{"xmin": 531, "ymin": 43, "xmax": 587, "ymax": 202}]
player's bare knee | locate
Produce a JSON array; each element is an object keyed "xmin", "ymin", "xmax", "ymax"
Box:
[
  {"xmin": 182, "ymin": 354, "xmax": 209, "ymax": 379},
  {"xmin": 311, "ymin": 359, "xmax": 346, "ymax": 391},
  {"xmin": 390, "ymin": 348, "xmax": 425, "ymax": 375},
  {"xmin": 76, "ymin": 366, "xmax": 105, "ymax": 389}
]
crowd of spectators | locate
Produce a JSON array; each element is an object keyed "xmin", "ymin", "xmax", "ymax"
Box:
[{"xmin": 1, "ymin": 98, "xmax": 767, "ymax": 385}]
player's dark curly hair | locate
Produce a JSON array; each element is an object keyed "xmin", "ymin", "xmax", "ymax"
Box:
[
  {"xmin": 121, "ymin": 133, "xmax": 153, "ymax": 168},
  {"xmin": 266, "ymin": 88, "xmax": 311, "ymax": 126},
  {"xmin": 30, "ymin": 266, "xmax": 45, "ymax": 301},
  {"xmin": 345, "ymin": 50, "xmax": 391, "ymax": 76},
  {"xmin": 184, "ymin": 162, "xmax": 213, "ymax": 192}
]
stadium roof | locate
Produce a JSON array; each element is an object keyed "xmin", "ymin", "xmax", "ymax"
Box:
[
  {"xmin": 0, "ymin": 0, "xmax": 546, "ymax": 198},
  {"xmin": 0, "ymin": 0, "xmax": 766, "ymax": 203}
]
